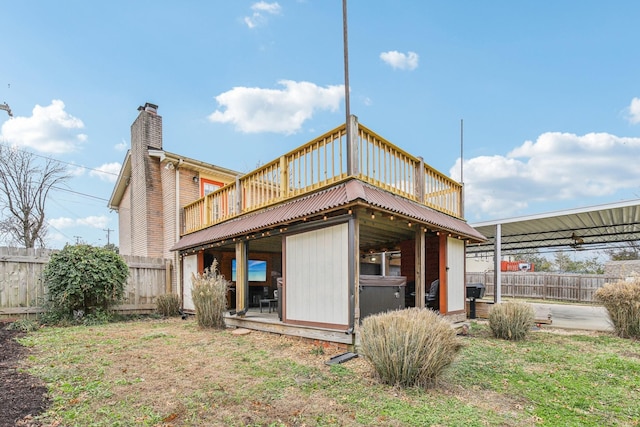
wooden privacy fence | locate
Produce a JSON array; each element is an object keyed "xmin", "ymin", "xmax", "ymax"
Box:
[
  {"xmin": 0, "ymin": 247, "xmax": 169, "ymax": 317},
  {"xmin": 466, "ymin": 272, "xmax": 621, "ymax": 303}
]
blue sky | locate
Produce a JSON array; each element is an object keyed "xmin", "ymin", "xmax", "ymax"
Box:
[{"xmin": 1, "ymin": 1, "xmax": 639, "ymax": 249}]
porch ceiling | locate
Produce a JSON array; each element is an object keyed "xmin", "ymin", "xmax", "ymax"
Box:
[{"xmin": 171, "ymin": 178, "xmax": 486, "ymax": 253}]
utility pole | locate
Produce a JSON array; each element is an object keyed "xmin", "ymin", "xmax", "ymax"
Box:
[
  {"xmin": 74, "ymin": 236, "xmax": 82, "ymax": 245},
  {"xmin": 103, "ymin": 228, "xmax": 113, "ymax": 245}
]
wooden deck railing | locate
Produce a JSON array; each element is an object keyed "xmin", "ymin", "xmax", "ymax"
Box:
[{"xmin": 182, "ymin": 118, "xmax": 463, "ymax": 235}]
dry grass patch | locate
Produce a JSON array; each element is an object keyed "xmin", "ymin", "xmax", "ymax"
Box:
[{"xmin": 18, "ymin": 317, "xmax": 640, "ymax": 426}]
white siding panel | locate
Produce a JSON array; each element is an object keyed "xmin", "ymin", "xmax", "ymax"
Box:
[
  {"xmin": 447, "ymin": 237, "xmax": 465, "ymax": 312},
  {"xmin": 182, "ymin": 254, "xmax": 198, "ymax": 311},
  {"xmin": 285, "ymin": 223, "xmax": 349, "ymax": 325}
]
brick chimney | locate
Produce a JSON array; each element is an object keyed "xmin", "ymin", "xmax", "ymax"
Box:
[
  {"xmin": 128, "ymin": 102, "xmax": 165, "ymax": 257},
  {"xmin": 132, "ymin": 102, "xmax": 162, "ymax": 150}
]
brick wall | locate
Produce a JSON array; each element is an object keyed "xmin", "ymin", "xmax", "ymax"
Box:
[
  {"xmin": 118, "ymin": 183, "xmax": 132, "ymax": 255},
  {"xmin": 130, "ymin": 107, "xmax": 163, "ymax": 257}
]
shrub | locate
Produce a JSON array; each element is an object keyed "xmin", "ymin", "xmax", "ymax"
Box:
[
  {"xmin": 42, "ymin": 244, "xmax": 129, "ymax": 322},
  {"xmin": 6, "ymin": 318, "xmax": 40, "ymax": 332},
  {"xmin": 359, "ymin": 308, "xmax": 463, "ymax": 388},
  {"xmin": 191, "ymin": 260, "xmax": 229, "ymax": 329},
  {"xmin": 156, "ymin": 294, "xmax": 181, "ymax": 317},
  {"xmin": 488, "ymin": 301, "xmax": 535, "ymax": 341},
  {"xmin": 594, "ymin": 279, "xmax": 640, "ymax": 339}
]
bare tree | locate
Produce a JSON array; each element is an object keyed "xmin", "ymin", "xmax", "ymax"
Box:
[{"xmin": 0, "ymin": 145, "xmax": 70, "ymax": 248}]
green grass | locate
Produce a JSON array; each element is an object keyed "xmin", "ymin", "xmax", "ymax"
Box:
[{"xmin": 16, "ymin": 319, "xmax": 640, "ymax": 426}]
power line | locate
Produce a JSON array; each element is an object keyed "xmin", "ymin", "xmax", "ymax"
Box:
[
  {"xmin": 51, "ymin": 185, "xmax": 110, "ymax": 202},
  {"xmin": 0, "ymin": 142, "xmax": 121, "ymax": 177}
]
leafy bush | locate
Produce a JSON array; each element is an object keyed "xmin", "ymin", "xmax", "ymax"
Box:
[
  {"xmin": 42, "ymin": 244, "xmax": 129, "ymax": 321},
  {"xmin": 156, "ymin": 294, "xmax": 181, "ymax": 317},
  {"xmin": 359, "ymin": 308, "xmax": 463, "ymax": 388},
  {"xmin": 594, "ymin": 279, "xmax": 640, "ymax": 339},
  {"xmin": 6, "ymin": 318, "xmax": 40, "ymax": 332},
  {"xmin": 488, "ymin": 301, "xmax": 535, "ymax": 341},
  {"xmin": 191, "ymin": 260, "xmax": 229, "ymax": 328}
]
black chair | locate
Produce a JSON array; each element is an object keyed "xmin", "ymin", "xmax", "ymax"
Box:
[{"xmin": 426, "ymin": 279, "xmax": 439, "ymax": 311}]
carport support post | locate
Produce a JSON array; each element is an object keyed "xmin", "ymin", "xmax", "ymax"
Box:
[
  {"xmin": 235, "ymin": 241, "xmax": 249, "ymax": 315},
  {"xmin": 493, "ymin": 223, "xmax": 502, "ymax": 304}
]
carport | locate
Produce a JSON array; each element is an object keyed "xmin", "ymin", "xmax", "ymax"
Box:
[{"xmin": 467, "ymin": 199, "xmax": 640, "ymax": 302}]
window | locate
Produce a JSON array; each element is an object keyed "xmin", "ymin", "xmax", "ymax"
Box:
[{"xmin": 200, "ymin": 178, "xmax": 224, "ymax": 197}]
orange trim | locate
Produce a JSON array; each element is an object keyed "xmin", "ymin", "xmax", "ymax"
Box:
[
  {"xmin": 197, "ymin": 250, "xmax": 204, "ymax": 274},
  {"xmin": 200, "ymin": 178, "xmax": 224, "ymax": 197}
]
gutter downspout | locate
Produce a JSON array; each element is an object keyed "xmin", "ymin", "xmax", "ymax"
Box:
[{"xmin": 175, "ymin": 159, "xmax": 183, "ymax": 298}]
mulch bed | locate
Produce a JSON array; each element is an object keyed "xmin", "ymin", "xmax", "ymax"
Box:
[{"xmin": 0, "ymin": 320, "xmax": 49, "ymax": 427}]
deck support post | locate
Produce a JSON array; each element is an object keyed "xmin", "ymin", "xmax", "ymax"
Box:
[
  {"xmin": 235, "ymin": 241, "xmax": 249, "ymax": 315},
  {"xmin": 416, "ymin": 157, "xmax": 425, "ymax": 204},
  {"xmin": 346, "ymin": 115, "xmax": 359, "ymax": 176}
]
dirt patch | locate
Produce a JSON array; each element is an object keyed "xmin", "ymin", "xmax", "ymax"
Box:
[{"xmin": 0, "ymin": 323, "xmax": 49, "ymax": 427}]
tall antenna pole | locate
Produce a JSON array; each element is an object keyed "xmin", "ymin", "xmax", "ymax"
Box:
[
  {"xmin": 342, "ymin": 0, "xmax": 351, "ymax": 122},
  {"xmin": 460, "ymin": 119, "xmax": 464, "ymax": 184},
  {"xmin": 460, "ymin": 118, "xmax": 464, "ymax": 217},
  {"xmin": 342, "ymin": 0, "xmax": 353, "ymax": 174}
]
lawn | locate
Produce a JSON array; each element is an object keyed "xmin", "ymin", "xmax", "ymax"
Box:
[{"xmin": 17, "ymin": 318, "xmax": 640, "ymax": 426}]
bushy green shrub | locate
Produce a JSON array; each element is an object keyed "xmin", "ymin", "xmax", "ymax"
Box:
[
  {"xmin": 359, "ymin": 308, "xmax": 463, "ymax": 388},
  {"xmin": 594, "ymin": 279, "xmax": 640, "ymax": 339},
  {"xmin": 42, "ymin": 244, "xmax": 129, "ymax": 321},
  {"xmin": 156, "ymin": 293, "xmax": 181, "ymax": 317},
  {"xmin": 191, "ymin": 260, "xmax": 229, "ymax": 329},
  {"xmin": 6, "ymin": 318, "xmax": 40, "ymax": 332},
  {"xmin": 488, "ymin": 301, "xmax": 535, "ymax": 341}
]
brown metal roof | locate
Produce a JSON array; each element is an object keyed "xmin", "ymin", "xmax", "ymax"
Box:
[{"xmin": 171, "ymin": 179, "xmax": 486, "ymax": 251}]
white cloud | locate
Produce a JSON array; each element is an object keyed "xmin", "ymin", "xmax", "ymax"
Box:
[
  {"xmin": 114, "ymin": 139, "xmax": 128, "ymax": 151},
  {"xmin": 380, "ymin": 51, "xmax": 419, "ymax": 71},
  {"xmin": 90, "ymin": 162, "xmax": 121, "ymax": 183},
  {"xmin": 67, "ymin": 164, "xmax": 86, "ymax": 177},
  {"xmin": 244, "ymin": 1, "xmax": 281, "ymax": 28},
  {"xmin": 49, "ymin": 215, "xmax": 110, "ymax": 230},
  {"xmin": 627, "ymin": 97, "xmax": 640, "ymax": 124},
  {"xmin": 0, "ymin": 100, "xmax": 87, "ymax": 153},
  {"xmin": 452, "ymin": 132, "xmax": 640, "ymax": 219},
  {"xmin": 208, "ymin": 80, "xmax": 344, "ymax": 134}
]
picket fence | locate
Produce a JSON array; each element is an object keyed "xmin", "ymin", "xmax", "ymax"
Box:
[
  {"xmin": 0, "ymin": 247, "xmax": 170, "ymax": 318},
  {"xmin": 466, "ymin": 271, "xmax": 621, "ymax": 303}
]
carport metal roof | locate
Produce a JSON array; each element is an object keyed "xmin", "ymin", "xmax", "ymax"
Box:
[{"xmin": 467, "ymin": 199, "xmax": 640, "ymax": 255}]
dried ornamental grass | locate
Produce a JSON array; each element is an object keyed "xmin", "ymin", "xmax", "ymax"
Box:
[
  {"xmin": 360, "ymin": 308, "xmax": 463, "ymax": 388},
  {"xmin": 488, "ymin": 301, "xmax": 535, "ymax": 341},
  {"xmin": 191, "ymin": 260, "xmax": 229, "ymax": 329},
  {"xmin": 594, "ymin": 279, "xmax": 640, "ymax": 339},
  {"xmin": 156, "ymin": 293, "xmax": 181, "ymax": 317}
]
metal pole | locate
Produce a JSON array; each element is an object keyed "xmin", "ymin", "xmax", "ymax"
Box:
[
  {"xmin": 494, "ymin": 223, "xmax": 502, "ymax": 304},
  {"xmin": 342, "ymin": 0, "xmax": 353, "ymax": 175},
  {"xmin": 460, "ymin": 119, "xmax": 464, "ymax": 218}
]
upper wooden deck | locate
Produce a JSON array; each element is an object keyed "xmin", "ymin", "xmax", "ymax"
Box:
[{"xmin": 182, "ymin": 117, "xmax": 462, "ymax": 235}]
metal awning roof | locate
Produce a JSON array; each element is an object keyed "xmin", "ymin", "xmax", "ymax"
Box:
[
  {"xmin": 171, "ymin": 179, "xmax": 486, "ymax": 252},
  {"xmin": 467, "ymin": 199, "xmax": 640, "ymax": 255}
]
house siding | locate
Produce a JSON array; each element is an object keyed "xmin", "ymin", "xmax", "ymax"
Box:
[
  {"xmin": 447, "ymin": 237, "xmax": 465, "ymax": 312},
  {"xmin": 285, "ymin": 223, "xmax": 349, "ymax": 327},
  {"xmin": 119, "ymin": 183, "xmax": 132, "ymax": 256}
]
